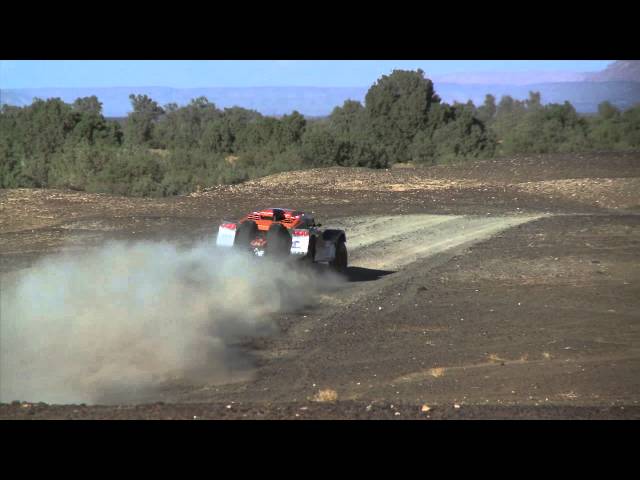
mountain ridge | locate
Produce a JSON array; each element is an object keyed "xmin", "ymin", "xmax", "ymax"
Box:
[
  {"xmin": 586, "ymin": 60, "xmax": 640, "ymax": 82},
  {"xmin": 2, "ymin": 61, "xmax": 638, "ymax": 116}
]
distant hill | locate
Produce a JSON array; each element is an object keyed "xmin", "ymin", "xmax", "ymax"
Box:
[
  {"xmin": 432, "ymin": 61, "xmax": 640, "ymax": 85},
  {"xmin": 0, "ymin": 86, "xmax": 368, "ymax": 117},
  {"xmin": 586, "ymin": 60, "xmax": 640, "ymax": 82},
  {"xmin": 436, "ymin": 81, "xmax": 640, "ymax": 112},
  {"xmin": 2, "ymin": 60, "xmax": 639, "ymax": 116},
  {"xmin": 432, "ymin": 71, "xmax": 588, "ymax": 85}
]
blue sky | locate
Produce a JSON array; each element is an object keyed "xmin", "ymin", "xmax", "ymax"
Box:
[{"xmin": 0, "ymin": 60, "xmax": 613, "ymax": 89}]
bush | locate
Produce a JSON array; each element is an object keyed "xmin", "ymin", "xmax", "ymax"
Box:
[{"xmin": 85, "ymin": 148, "xmax": 164, "ymax": 196}]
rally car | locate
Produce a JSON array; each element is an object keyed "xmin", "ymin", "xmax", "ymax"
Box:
[{"xmin": 216, "ymin": 208, "xmax": 347, "ymax": 272}]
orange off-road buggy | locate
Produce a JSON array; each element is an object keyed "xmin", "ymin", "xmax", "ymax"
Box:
[{"xmin": 216, "ymin": 208, "xmax": 348, "ymax": 272}]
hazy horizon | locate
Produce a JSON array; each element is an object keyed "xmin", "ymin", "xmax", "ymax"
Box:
[
  {"xmin": 3, "ymin": 61, "xmax": 638, "ymax": 117},
  {"xmin": 0, "ymin": 60, "xmax": 614, "ymax": 89}
]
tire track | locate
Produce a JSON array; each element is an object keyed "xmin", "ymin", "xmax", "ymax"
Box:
[{"xmin": 331, "ymin": 214, "xmax": 544, "ymax": 271}]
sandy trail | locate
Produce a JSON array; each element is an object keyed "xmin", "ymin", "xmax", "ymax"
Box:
[{"xmin": 330, "ymin": 214, "xmax": 544, "ymax": 271}]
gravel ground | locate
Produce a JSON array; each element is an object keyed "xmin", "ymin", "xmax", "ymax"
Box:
[{"xmin": 1, "ymin": 152, "xmax": 639, "ymax": 419}]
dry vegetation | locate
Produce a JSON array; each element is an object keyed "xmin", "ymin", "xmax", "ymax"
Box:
[{"xmin": 311, "ymin": 389, "xmax": 338, "ymax": 403}]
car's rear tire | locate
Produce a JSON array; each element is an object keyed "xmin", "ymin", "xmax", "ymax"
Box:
[
  {"xmin": 234, "ymin": 221, "xmax": 258, "ymax": 249},
  {"xmin": 266, "ymin": 223, "xmax": 292, "ymax": 258},
  {"xmin": 330, "ymin": 239, "xmax": 348, "ymax": 273}
]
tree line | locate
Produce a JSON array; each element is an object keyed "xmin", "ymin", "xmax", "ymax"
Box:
[{"xmin": 1, "ymin": 69, "xmax": 639, "ymax": 196}]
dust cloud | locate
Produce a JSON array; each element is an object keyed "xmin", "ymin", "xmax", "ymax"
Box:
[{"xmin": 0, "ymin": 240, "xmax": 340, "ymax": 405}]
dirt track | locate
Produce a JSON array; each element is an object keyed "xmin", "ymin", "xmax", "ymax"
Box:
[
  {"xmin": 1, "ymin": 152, "xmax": 639, "ymax": 419},
  {"xmin": 338, "ymin": 213, "xmax": 542, "ymax": 270}
]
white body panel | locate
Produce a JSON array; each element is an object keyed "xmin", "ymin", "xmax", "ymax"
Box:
[
  {"xmin": 216, "ymin": 225, "xmax": 236, "ymax": 247},
  {"xmin": 290, "ymin": 232, "xmax": 310, "ymax": 256}
]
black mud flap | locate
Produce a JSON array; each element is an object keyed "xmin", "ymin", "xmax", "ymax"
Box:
[{"xmin": 322, "ymin": 229, "xmax": 346, "ymax": 244}]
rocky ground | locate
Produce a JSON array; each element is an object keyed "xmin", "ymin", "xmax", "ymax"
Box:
[{"xmin": 1, "ymin": 151, "xmax": 639, "ymax": 419}]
